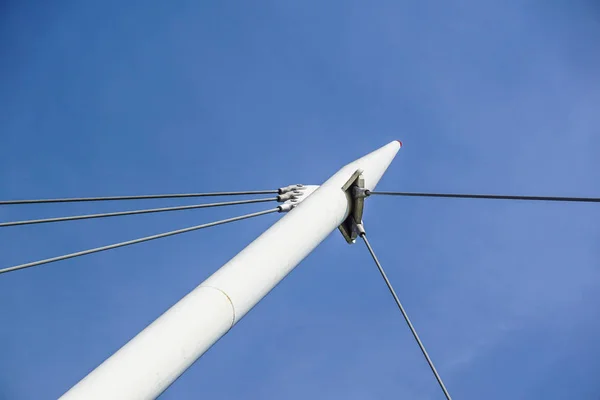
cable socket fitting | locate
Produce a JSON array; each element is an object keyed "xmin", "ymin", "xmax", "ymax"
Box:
[
  {"xmin": 278, "ymin": 203, "xmax": 296, "ymax": 213},
  {"xmin": 277, "ymin": 185, "xmax": 319, "ymax": 212},
  {"xmin": 356, "ymin": 223, "xmax": 366, "ymax": 237},
  {"xmin": 278, "ymin": 184, "xmax": 305, "ymax": 194},
  {"xmin": 353, "ymin": 187, "xmax": 371, "ymax": 199},
  {"xmin": 277, "ymin": 191, "xmax": 302, "ymax": 202}
]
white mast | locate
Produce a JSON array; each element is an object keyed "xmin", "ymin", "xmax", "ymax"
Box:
[{"xmin": 60, "ymin": 141, "xmax": 401, "ymax": 400}]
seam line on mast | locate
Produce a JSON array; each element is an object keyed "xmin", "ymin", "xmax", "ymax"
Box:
[{"xmin": 200, "ymin": 285, "xmax": 236, "ymax": 328}]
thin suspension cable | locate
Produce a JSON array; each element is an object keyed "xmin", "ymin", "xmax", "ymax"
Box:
[
  {"xmin": 0, "ymin": 190, "xmax": 278, "ymax": 205},
  {"xmin": 0, "ymin": 198, "xmax": 277, "ymax": 228},
  {"xmin": 0, "ymin": 208, "xmax": 278, "ymax": 276},
  {"xmin": 359, "ymin": 231, "xmax": 452, "ymax": 400},
  {"xmin": 367, "ymin": 191, "xmax": 600, "ymax": 203}
]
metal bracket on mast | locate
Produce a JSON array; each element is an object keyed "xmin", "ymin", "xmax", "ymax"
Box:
[{"xmin": 338, "ymin": 169, "xmax": 367, "ymax": 244}]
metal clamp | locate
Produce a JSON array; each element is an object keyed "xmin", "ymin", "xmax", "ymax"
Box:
[{"xmin": 338, "ymin": 169, "xmax": 367, "ymax": 244}]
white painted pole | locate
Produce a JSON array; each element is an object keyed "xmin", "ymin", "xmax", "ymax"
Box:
[{"xmin": 60, "ymin": 141, "xmax": 401, "ymax": 400}]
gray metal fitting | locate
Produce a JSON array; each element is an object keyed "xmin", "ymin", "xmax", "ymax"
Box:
[
  {"xmin": 352, "ymin": 187, "xmax": 370, "ymax": 199},
  {"xmin": 277, "ymin": 192, "xmax": 298, "ymax": 202},
  {"xmin": 278, "ymin": 203, "xmax": 296, "ymax": 213},
  {"xmin": 278, "ymin": 184, "xmax": 305, "ymax": 194},
  {"xmin": 356, "ymin": 223, "xmax": 366, "ymax": 236}
]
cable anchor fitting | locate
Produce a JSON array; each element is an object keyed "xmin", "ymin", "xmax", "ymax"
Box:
[
  {"xmin": 278, "ymin": 184, "xmax": 305, "ymax": 194},
  {"xmin": 277, "ymin": 190, "xmax": 302, "ymax": 202},
  {"xmin": 277, "ymin": 185, "xmax": 319, "ymax": 213}
]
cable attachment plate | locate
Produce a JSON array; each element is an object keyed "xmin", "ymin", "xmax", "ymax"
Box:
[{"xmin": 338, "ymin": 169, "xmax": 366, "ymax": 244}]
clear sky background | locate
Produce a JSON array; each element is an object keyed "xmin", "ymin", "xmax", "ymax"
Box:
[{"xmin": 1, "ymin": 1, "xmax": 600, "ymax": 399}]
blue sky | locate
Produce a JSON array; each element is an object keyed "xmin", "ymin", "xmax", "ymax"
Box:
[{"xmin": 1, "ymin": 1, "xmax": 600, "ymax": 399}]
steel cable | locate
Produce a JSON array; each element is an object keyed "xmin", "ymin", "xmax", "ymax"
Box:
[
  {"xmin": 367, "ymin": 191, "xmax": 600, "ymax": 203},
  {"xmin": 0, "ymin": 198, "xmax": 277, "ymax": 227},
  {"xmin": 0, "ymin": 208, "xmax": 278, "ymax": 275},
  {"xmin": 360, "ymin": 230, "xmax": 452, "ymax": 400},
  {"xmin": 0, "ymin": 190, "xmax": 279, "ymax": 205}
]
